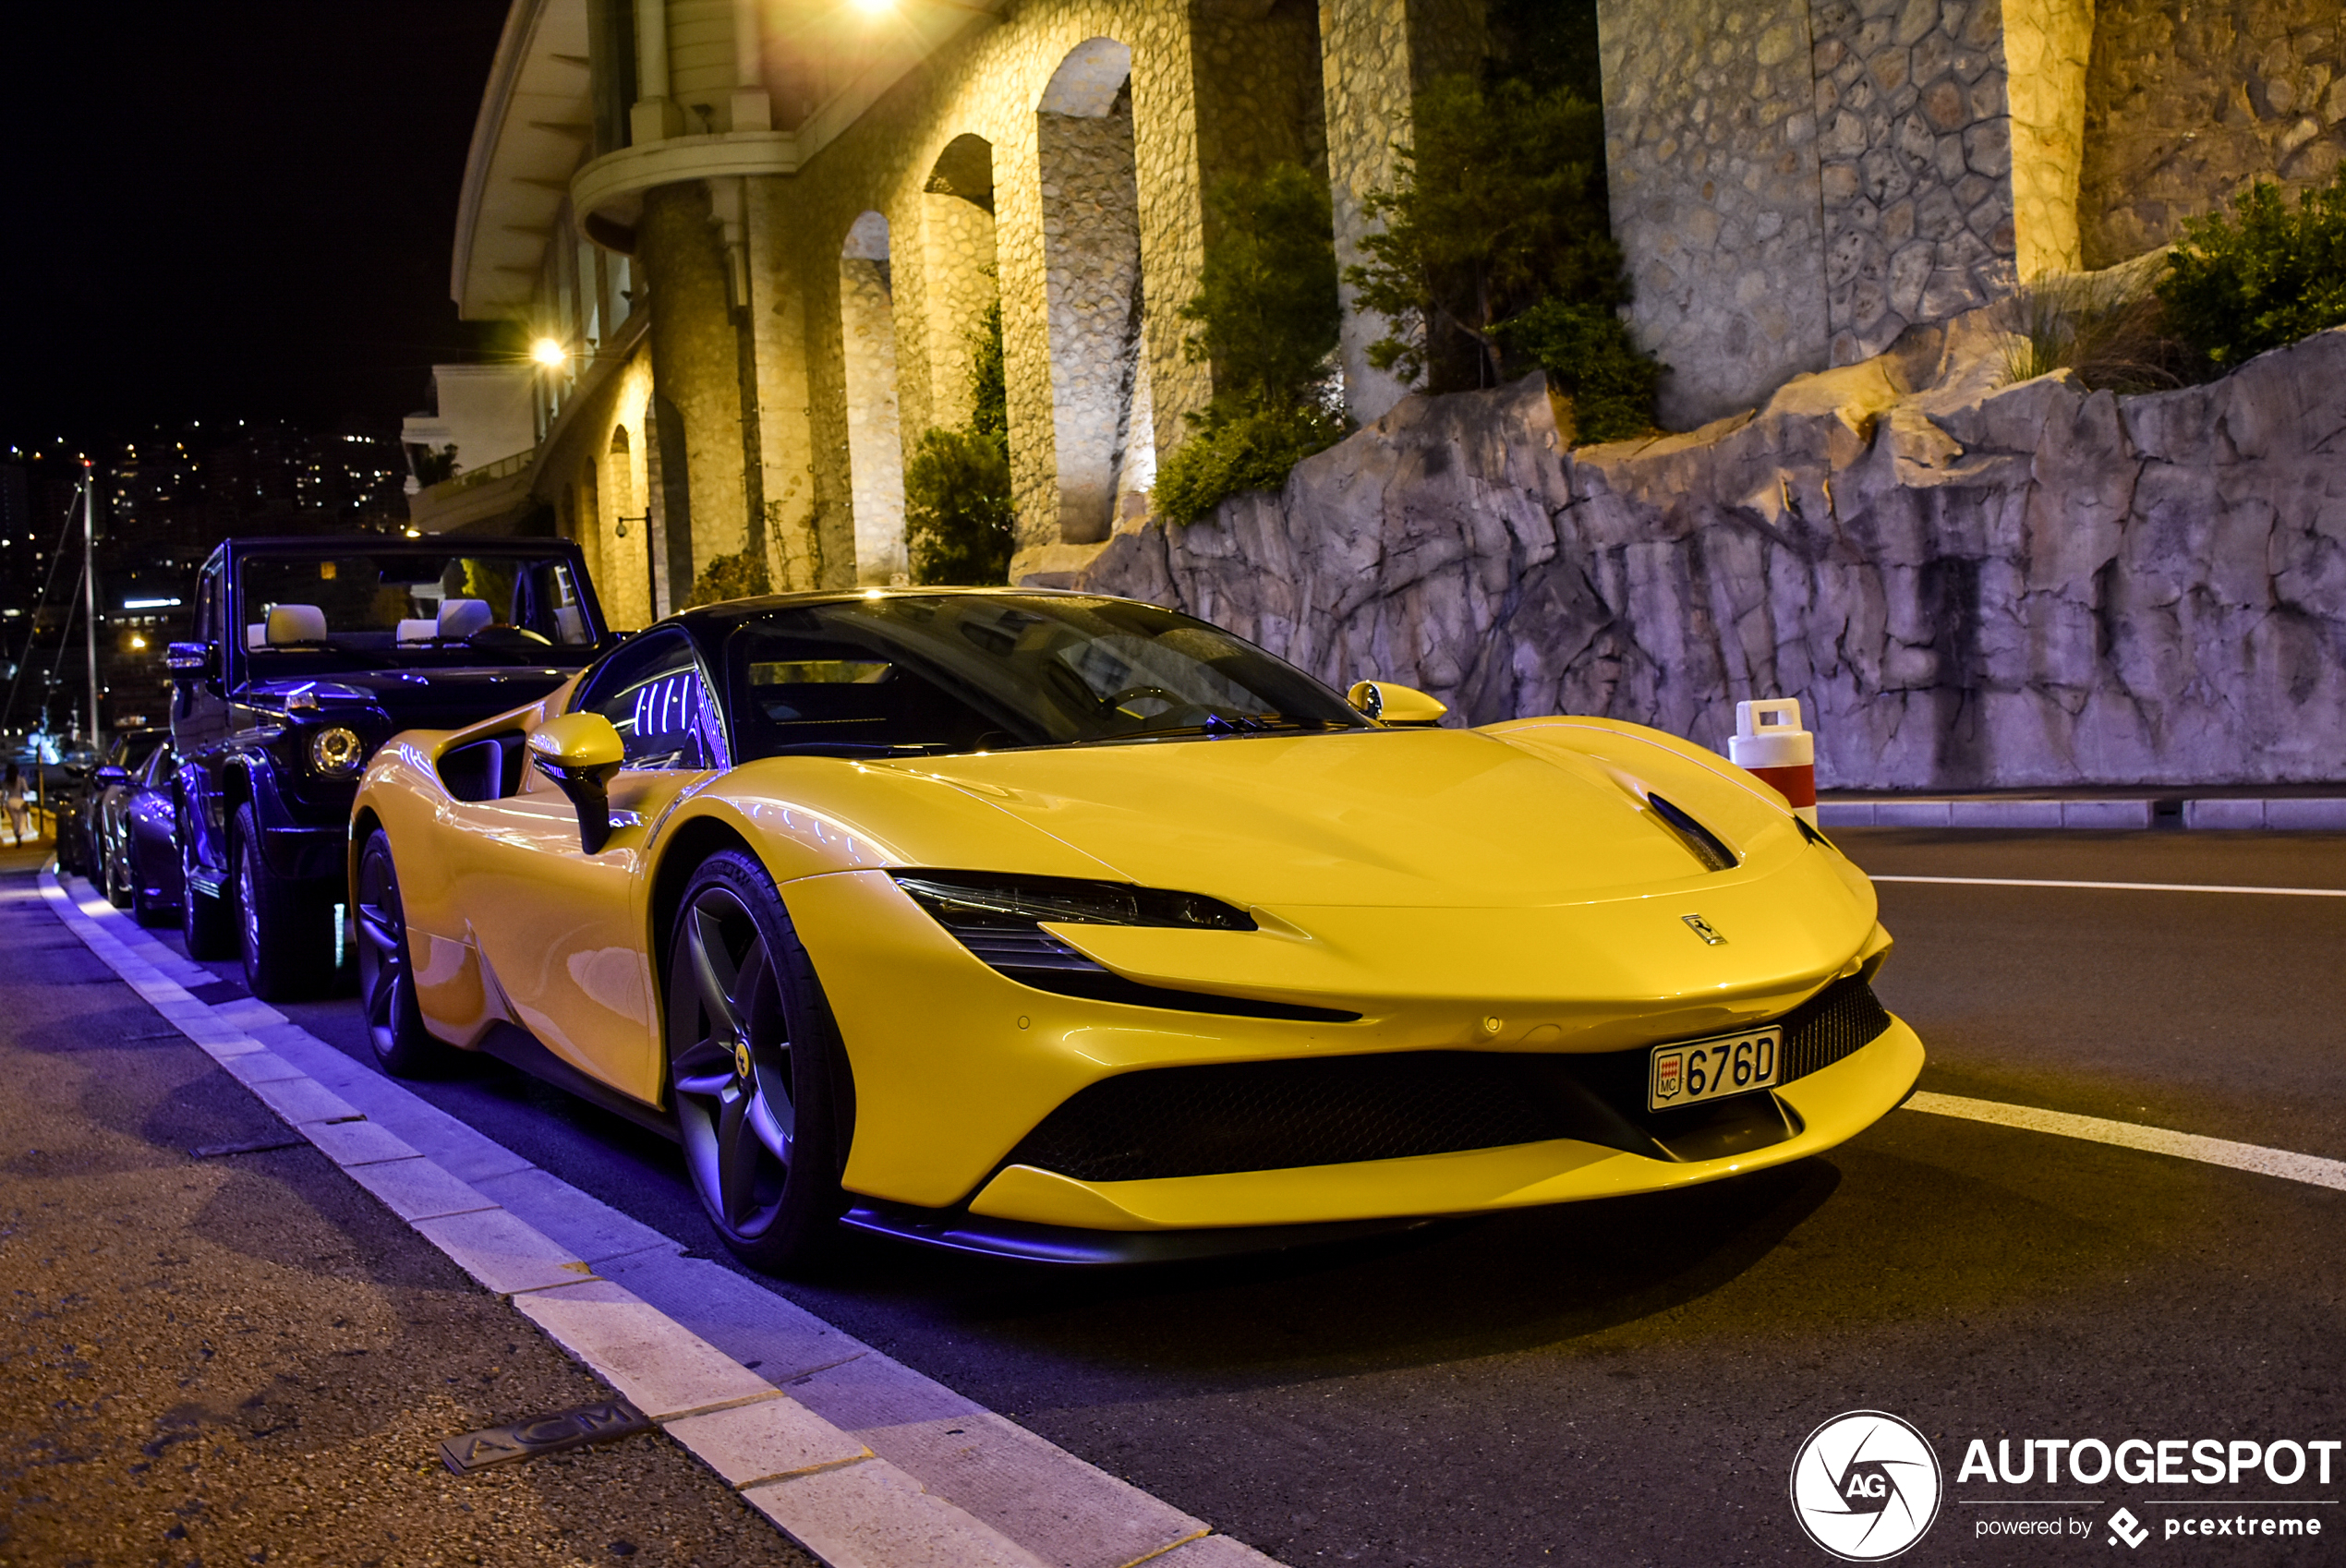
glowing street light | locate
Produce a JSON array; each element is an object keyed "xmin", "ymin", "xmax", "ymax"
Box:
[
  {"xmin": 531, "ymin": 337, "xmax": 569, "ymax": 369},
  {"xmin": 850, "ymin": 0, "xmax": 894, "ymax": 13}
]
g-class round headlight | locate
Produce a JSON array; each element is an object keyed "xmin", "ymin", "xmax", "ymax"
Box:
[{"xmin": 308, "ymin": 726, "xmax": 364, "ymax": 778}]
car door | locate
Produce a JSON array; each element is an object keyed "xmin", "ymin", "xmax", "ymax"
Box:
[
  {"xmin": 447, "ymin": 628, "xmax": 727, "ymax": 1104},
  {"xmin": 173, "ymin": 556, "xmax": 233, "ymax": 880}
]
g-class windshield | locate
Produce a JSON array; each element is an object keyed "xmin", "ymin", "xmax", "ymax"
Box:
[{"xmin": 240, "ymin": 550, "xmax": 599, "ymax": 666}]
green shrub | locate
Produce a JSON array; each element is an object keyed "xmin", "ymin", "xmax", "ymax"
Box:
[
  {"xmin": 904, "ymin": 428, "xmax": 1014, "ymax": 585},
  {"xmin": 1494, "ymin": 300, "xmax": 1664, "ymax": 442},
  {"xmin": 2158, "ymin": 168, "xmax": 2346, "ymax": 376},
  {"xmin": 1152, "ymin": 163, "xmax": 1350, "ymax": 524},
  {"xmin": 1153, "ymin": 404, "xmax": 1349, "ymax": 525},
  {"xmin": 682, "ymin": 549, "xmax": 770, "ymax": 609},
  {"xmin": 904, "ymin": 295, "xmax": 1014, "ymax": 585},
  {"xmin": 1181, "ymin": 163, "xmax": 1344, "ymax": 412}
]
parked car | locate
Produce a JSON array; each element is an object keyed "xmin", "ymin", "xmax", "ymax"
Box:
[
  {"xmin": 351, "ymin": 588, "xmax": 1922, "ymax": 1272},
  {"xmin": 89, "ymin": 727, "xmax": 169, "ymax": 906},
  {"xmin": 48, "ymin": 762, "xmax": 93, "ymax": 874},
  {"xmin": 167, "ymin": 536, "xmax": 611, "ymax": 999},
  {"xmin": 107, "ymin": 740, "xmax": 185, "ymax": 926}
]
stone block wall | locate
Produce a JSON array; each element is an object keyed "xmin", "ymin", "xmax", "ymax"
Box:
[
  {"xmin": 1598, "ymin": 0, "xmax": 1833, "ymax": 429},
  {"xmin": 1811, "ymin": 0, "xmax": 2017, "ymax": 365},
  {"xmin": 2080, "ymin": 0, "xmax": 2345, "ymax": 268},
  {"xmin": 839, "ymin": 214, "xmax": 908, "ymax": 585},
  {"xmin": 1075, "ymin": 329, "xmax": 2346, "ymax": 790}
]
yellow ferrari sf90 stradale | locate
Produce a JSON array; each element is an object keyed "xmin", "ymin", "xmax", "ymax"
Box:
[{"xmin": 348, "ymin": 589, "xmax": 1922, "ymax": 1272}]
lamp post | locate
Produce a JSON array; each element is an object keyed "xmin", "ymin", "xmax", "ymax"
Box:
[{"xmin": 80, "ymin": 464, "xmax": 99, "ymax": 747}]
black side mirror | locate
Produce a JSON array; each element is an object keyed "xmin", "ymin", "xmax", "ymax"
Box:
[
  {"xmin": 165, "ymin": 642, "xmax": 217, "ymax": 677},
  {"xmin": 526, "ymin": 715, "xmax": 626, "ymax": 853}
]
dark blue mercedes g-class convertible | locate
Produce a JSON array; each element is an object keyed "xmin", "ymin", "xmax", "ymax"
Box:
[{"xmin": 166, "ymin": 537, "xmax": 611, "ymax": 998}]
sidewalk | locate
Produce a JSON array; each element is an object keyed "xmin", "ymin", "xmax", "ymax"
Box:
[{"xmin": 0, "ymin": 869, "xmax": 816, "ymax": 1568}]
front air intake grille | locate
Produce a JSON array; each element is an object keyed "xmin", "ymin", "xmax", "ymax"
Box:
[
  {"xmin": 1000, "ymin": 975, "xmax": 1895, "ymax": 1183},
  {"xmin": 1777, "ymin": 975, "xmax": 1893, "ymax": 1083},
  {"xmin": 1006, "ymin": 1053, "xmax": 1572, "ymax": 1183}
]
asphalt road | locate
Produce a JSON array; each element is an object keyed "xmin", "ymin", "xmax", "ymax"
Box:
[{"xmin": 42, "ymin": 831, "xmax": 2346, "ymax": 1564}]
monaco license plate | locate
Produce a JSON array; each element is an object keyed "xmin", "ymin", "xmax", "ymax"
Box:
[{"xmin": 1649, "ymin": 1027, "xmax": 1782, "ymax": 1112}]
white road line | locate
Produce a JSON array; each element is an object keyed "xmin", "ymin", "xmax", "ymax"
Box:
[
  {"xmin": 32, "ymin": 867, "xmax": 1283, "ymax": 1568},
  {"xmin": 1871, "ymin": 874, "xmax": 2346, "ymax": 897},
  {"xmin": 1903, "ymin": 1092, "xmax": 2346, "ymax": 1193}
]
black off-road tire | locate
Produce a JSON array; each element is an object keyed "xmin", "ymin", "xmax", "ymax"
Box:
[
  {"xmin": 235, "ymin": 802, "xmax": 334, "ymax": 1001},
  {"xmin": 664, "ymin": 849, "xmax": 852, "ymax": 1275}
]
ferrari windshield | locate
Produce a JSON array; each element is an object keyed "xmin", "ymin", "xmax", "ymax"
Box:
[
  {"xmin": 722, "ymin": 594, "xmax": 1372, "ymax": 758},
  {"xmin": 239, "ymin": 550, "xmax": 598, "ymax": 666}
]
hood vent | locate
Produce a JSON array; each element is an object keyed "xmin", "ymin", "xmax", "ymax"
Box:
[{"xmin": 1645, "ymin": 792, "xmax": 1738, "ymax": 872}]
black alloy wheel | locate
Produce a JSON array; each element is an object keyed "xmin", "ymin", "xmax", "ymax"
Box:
[
  {"xmin": 129, "ymin": 836, "xmax": 169, "ymax": 927},
  {"xmin": 354, "ymin": 828, "xmax": 445, "ymax": 1076},
  {"xmin": 103, "ymin": 826, "xmax": 134, "ymax": 909},
  {"xmin": 234, "ymin": 802, "xmax": 333, "ymax": 1001},
  {"xmin": 179, "ymin": 795, "xmax": 238, "ymax": 960},
  {"xmin": 666, "ymin": 850, "xmax": 848, "ymax": 1273}
]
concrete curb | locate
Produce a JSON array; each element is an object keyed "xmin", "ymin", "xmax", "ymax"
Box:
[
  {"xmin": 1820, "ymin": 797, "xmax": 2346, "ymax": 830},
  {"xmin": 36, "ymin": 869, "xmax": 1285, "ymax": 1568}
]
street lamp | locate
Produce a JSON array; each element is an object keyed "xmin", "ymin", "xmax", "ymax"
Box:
[{"xmin": 531, "ymin": 337, "xmax": 569, "ymax": 369}]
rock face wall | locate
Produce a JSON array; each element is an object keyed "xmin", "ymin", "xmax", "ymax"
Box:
[{"xmin": 1074, "ymin": 328, "xmax": 2346, "ymax": 790}]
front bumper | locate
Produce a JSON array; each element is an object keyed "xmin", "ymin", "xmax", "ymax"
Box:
[{"xmin": 962, "ymin": 1019, "xmax": 1922, "ymax": 1232}]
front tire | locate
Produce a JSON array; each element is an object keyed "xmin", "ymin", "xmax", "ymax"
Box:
[
  {"xmin": 666, "ymin": 850, "xmax": 849, "ymax": 1274},
  {"xmin": 180, "ymin": 799, "xmax": 238, "ymax": 960},
  {"xmin": 103, "ymin": 832, "xmax": 134, "ymax": 909},
  {"xmin": 354, "ymin": 828, "xmax": 447, "ymax": 1076},
  {"xmin": 235, "ymin": 802, "xmax": 333, "ymax": 1000}
]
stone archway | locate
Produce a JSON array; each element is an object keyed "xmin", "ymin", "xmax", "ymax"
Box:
[
  {"xmin": 922, "ymin": 133, "xmax": 1000, "ymax": 435},
  {"xmin": 1037, "ymin": 38, "xmax": 1152, "ymax": 545},
  {"xmin": 839, "ymin": 211, "xmax": 908, "ymax": 585}
]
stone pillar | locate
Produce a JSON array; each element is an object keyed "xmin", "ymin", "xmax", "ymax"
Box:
[
  {"xmin": 2004, "ymin": 0, "xmax": 2095, "ymax": 278},
  {"xmin": 746, "ymin": 177, "xmax": 824, "ymax": 591},
  {"xmin": 1319, "ymin": 0, "xmax": 1484, "ymax": 424},
  {"xmin": 637, "ymin": 180, "xmax": 748, "ymax": 600},
  {"xmin": 839, "ymin": 214, "xmax": 908, "ymax": 585}
]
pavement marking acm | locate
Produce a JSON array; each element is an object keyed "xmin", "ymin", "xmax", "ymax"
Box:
[
  {"xmin": 1903, "ymin": 1093, "xmax": 2346, "ymax": 1194},
  {"xmin": 1872, "ymin": 874, "xmax": 2346, "ymax": 898},
  {"xmin": 34, "ymin": 868, "xmax": 1284, "ymax": 1568}
]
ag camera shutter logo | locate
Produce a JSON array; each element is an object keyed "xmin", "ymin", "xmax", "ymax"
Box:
[{"xmin": 1790, "ymin": 1410, "xmax": 1943, "ymax": 1560}]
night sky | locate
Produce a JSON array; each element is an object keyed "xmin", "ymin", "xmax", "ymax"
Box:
[{"xmin": 3, "ymin": 3, "xmax": 512, "ymax": 444}]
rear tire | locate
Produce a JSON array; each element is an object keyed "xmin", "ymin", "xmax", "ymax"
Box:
[
  {"xmin": 103, "ymin": 835, "xmax": 134, "ymax": 909},
  {"xmin": 353, "ymin": 828, "xmax": 447, "ymax": 1076},
  {"xmin": 665, "ymin": 850, "xmax": 850, "ymax": 1274},
  {"xmin": 180, "ymin": 800, "xmax": 238, "ymax": 959},
  {"xmin": 235, "ymin": 802, "xmax": 333, "ymax": 1001}
]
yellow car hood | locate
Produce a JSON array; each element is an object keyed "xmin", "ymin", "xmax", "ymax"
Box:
[
  {"xmin": 828, "ymin": 724, "xmax": 1880, "ymax": 1030},
  {"xmin": 884, "ymin": 725, "xmax": 1784, "ymax": 908}
]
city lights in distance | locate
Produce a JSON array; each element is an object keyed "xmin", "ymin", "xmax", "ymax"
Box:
[
  {"xmin": 532, "ymin": 338, "xmax": 569, "ymax": 368},
  {"xmin": 124, "ymin": 597, "xmax": 182, "ymax": 609}
]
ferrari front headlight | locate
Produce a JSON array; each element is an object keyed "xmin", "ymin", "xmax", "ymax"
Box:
[
  {"xmin": 308, "ymin": 726, "xmax": 365, "ymax": 778},
  {"xmin": 889, "ymin": 872, "xmax": 1254, "ymax": 933}
]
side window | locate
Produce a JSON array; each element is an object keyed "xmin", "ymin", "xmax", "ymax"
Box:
[
  {"xmin": 571, "ymin": 631, "xmax": 724, "ymax": 770},
  {"xmin": 194, "ymin": 567, "xmax": 221, "ymax": 645}
]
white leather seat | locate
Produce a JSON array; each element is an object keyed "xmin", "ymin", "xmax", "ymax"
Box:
[
  {"xmin": 395, "ymin": 618, "xmax": 440, "ymax": 645},
  {"xmin": 437, "ymin": 597, "xmax": 492, "ymax": 640},
  {"xmin": 266, "ymin": 604, "xmax": 328, "ymax": 645}
]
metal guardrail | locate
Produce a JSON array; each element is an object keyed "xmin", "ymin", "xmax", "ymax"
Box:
[{"xmin": 429, "ymin": 448, "xmax": 533, "ymax": 497}]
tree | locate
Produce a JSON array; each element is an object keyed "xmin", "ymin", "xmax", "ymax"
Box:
[
  {"xmin": 1347, "ymin": 74, "xmax": 1655, "ymax": 433},
  {"xmin": 1152, "ymin": 163, "xmax": 1350, "ymax": 525},
  {"xmin": 905, "ymin": 300, "xmax": 1015, "ymax": 584}
]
